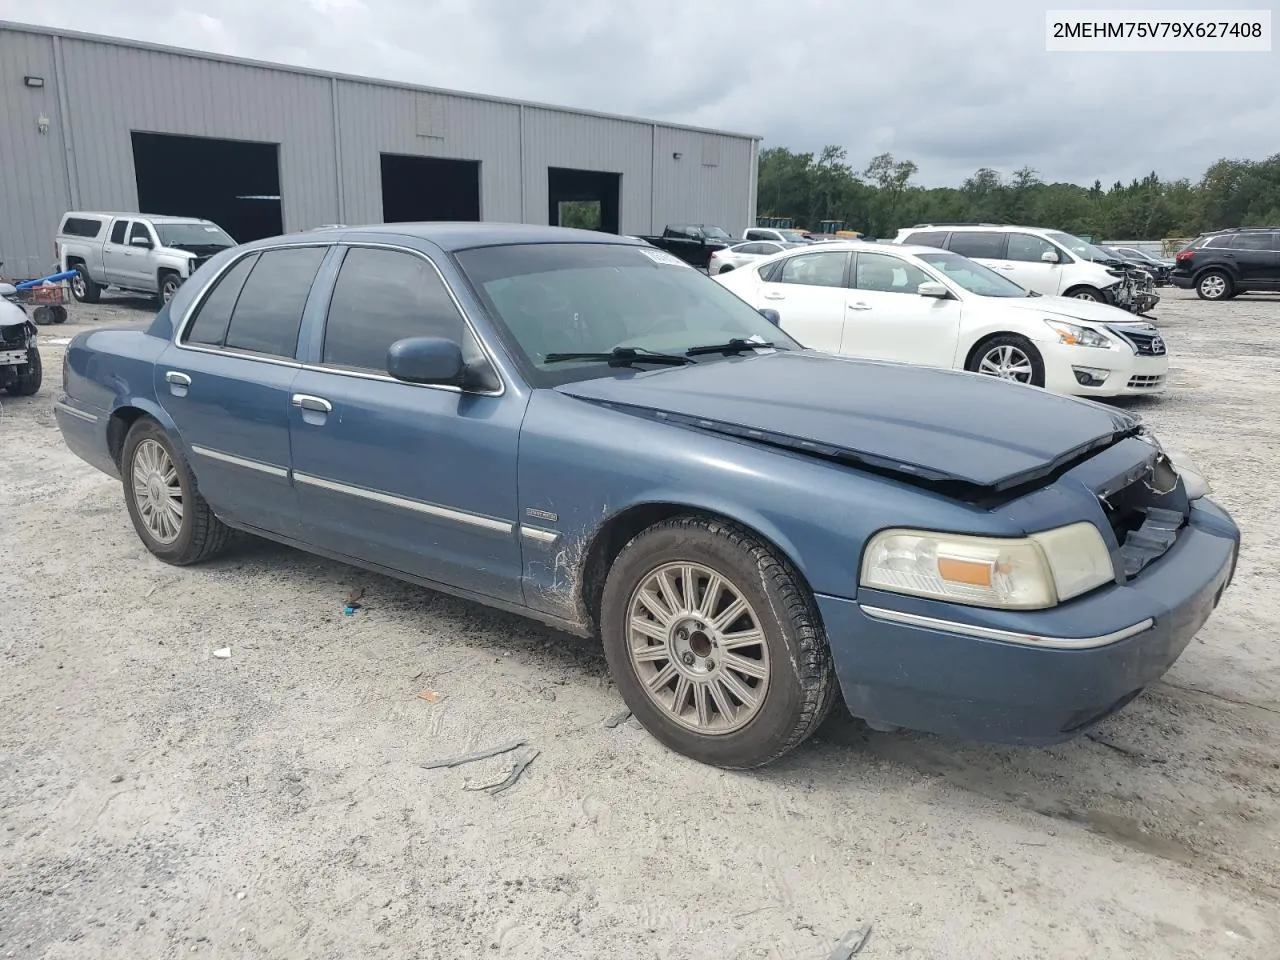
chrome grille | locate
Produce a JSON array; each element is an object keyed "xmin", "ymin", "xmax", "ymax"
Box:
[{"xmin": 1107, "ymin": 324, "xmax": 1166, "ymax": 356}]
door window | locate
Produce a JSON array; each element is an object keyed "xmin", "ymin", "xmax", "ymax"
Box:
[
  {"xmin": 221, "ymin": 247, "xmax": 327, "ymax": 359},
  {"xmin": 947, "ymin": 231, "xmax": 1006, "ymax": 259},
  {"xmin": 1226, "ymin": 232, "xmax": 1278, "ymax": 250},
  {"xmin": 109, "ymin": 220, "xmax": 128, "ymax": 245},
  {"xmin": 1005, "ymin": 233, "xmax": 1058, "ymax": 262},
  {"xmin": 776, "ymin": 251, "xmax": 848, "ymax": 288},
  {"xmin": 182, "ymin": 253, "xmax": 261, "ymax": 346},
  {"xmin": 321, "ymin": 248, "xmax": 467, "ymax": 372},
  {"xmin": 129, "ymin": 222, "xmax": 152, "ymax": 245},
  {"xmin": 853, "ymin": 252, "xmax": 932, "ymax": 294}
]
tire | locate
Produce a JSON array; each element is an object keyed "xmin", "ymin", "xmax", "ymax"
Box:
[
  {"xmin": 966, "ymin": 333, "xmax": 1046, "ymax": 388},
  {"xmin": 1196, "ymin": 270, "xmax": 1232, "ymax": 301},
  {"xmin": 32, "ymin": 305, "xmax": 54, "ymax": 325},
  {"xmin": 5, "ymin": 348, "xmax": 41, "ymax": 396},
  {"xmin": 718, "ymin": 265, "xmax": 735, "ymax": 273},
  {"xmin": 1065, "ymin": 285, "xmax": 1105, "ymax": 302},
  {"xmin": 158, "ymin": 273, "xmax": 182, "ymax": 306},
  {"xmin": 600, "ymin": 515, "xmax": 837, "ymax": 768},
  {"xmin": 70, "ymin": 265, "xmax": 101, "ymax": 304},
  {"xmin": 121, "ymin": 417, "xmax": 232, "ymax": 565},
  {"xmin": 51, "ymin": 305, "xmax": 68, "ymax": 324}
]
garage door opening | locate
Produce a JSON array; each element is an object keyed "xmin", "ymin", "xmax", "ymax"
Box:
[
  {"xmin": 131, "ymin": 132, "xmax": 282, "ymax": 244},
  {"xmin": 548, "ymin": 168, "xmax": 621, "ymax": 234},
  {"xmin": 381, "ymin": 155, "xmax": 481, "ymax": 222}
]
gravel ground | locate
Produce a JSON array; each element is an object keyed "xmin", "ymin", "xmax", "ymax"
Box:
[{"xmin": 2, "ymin": 289, "xmax": 1278, "ymax": 960}]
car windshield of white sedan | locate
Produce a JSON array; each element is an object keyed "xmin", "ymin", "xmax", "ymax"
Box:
[
  {"xmin": 456, "ymin": 243, "xmax": 798, "ymax": 385},
  {"xmin": 1045, "ymin": 231, "xmax": 1116, "ymax": 263},
  {"xmin": 915, "ymin": 251, "xmax": 1030, "ymax": 298}
]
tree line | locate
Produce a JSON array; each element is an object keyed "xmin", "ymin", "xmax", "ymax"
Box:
[{"xmin": 756, "ymin": 146, "xmax": 1280, "ymax": 243}]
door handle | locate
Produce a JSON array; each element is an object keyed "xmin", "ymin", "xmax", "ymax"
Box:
[
  {"xmin": 165, "ymin": 371, "xmax": 191, "ymax": 386},
  {"xmin": 762, "ymin": 292, "xmax": 785, "ymax": 300},
  {"xmin": 848, "ymin": 302, "xmax": 872, "ymax": 311},
  {"xmin": 292, "ymin": 394, "xmax": 332, "ymax": 413}
]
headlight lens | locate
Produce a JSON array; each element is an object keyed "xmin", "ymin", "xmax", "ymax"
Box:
[
  {"xmin": 1044, "ymin": 319, "xmax": 1114, "ymax": 349},
  {"xmin": 1159, "ymin": 445, "xmax": 1212, "ymax": 500},
  {"xmin": 860, "ymin": 522, "xmax": 1114, "ymax": 610}
]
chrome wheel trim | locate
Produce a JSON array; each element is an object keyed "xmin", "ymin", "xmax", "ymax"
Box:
[
  {"xmin": 131, "ymin": 438, "xmax": 184, "ymax": 544},
  {"xmin": 71, "ymin": 272, "xmax": 86, "ymax": 299},
  {"xmin": 626, "ymin": 561, "xmax": 771, "ymax": 735},
  {"xmin": 1072, "ymin": 289, "xmax": 1100, "ymax": 301},
  {"xmin": 1200, "ymin": 275, "xmax": 1226, "ymax": 299},
  {"xmin": 161, "ymin": 278, "xmax": 179, "ymax": 303},
  {"xmin": 977, "ymin": 344, "xmax": 1035, "ymax": 383}
]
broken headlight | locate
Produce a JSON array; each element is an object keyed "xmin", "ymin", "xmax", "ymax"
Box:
[{"xmin": 860, "ymin": 523, "xmax": 1115, "ymax": 611}]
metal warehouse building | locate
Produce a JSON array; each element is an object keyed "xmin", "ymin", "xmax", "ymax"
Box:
[{"xmin": 0, "ymin": 21, "xmax": 760, "ymax": 278}]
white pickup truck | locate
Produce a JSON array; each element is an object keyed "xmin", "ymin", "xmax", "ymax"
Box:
[{"xmin": 56, "ymin": 212, "xmax": 237, "ymax": 305}]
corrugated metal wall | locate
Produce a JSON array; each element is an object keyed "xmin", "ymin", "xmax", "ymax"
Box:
[{"xmin": 0, "ymin": 23, "xmax": 758, "ymax": 278}]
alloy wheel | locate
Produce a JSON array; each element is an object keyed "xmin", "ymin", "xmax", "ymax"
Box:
[
  {"xmin": 978, "ymin": 344, "xmax": 1035, "ymax": 383},
  {"xmin": 1200, "ymin": 275, "xmax": 1226, "ymax": 299}
]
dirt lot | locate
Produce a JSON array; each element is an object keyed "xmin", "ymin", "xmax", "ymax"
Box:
[{"xmin": 2, "ymin": 289, "xmax": 1278, "ymax": 959}]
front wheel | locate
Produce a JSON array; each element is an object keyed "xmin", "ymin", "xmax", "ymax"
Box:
[
  {"xmin": 121, "ymin": 418, "xmax": 231, "ymax": 565},
  {"xmin": 967, "ymin": 334, "xmax": 1045, "ymax": 387},
  {"xmin": 600, "ymin": 516, "xmax": 837, "ymax": 768},
  {"xmin": 158, "ymin": 273, "xmax": 182, "ymax": 305},
  {"xmin": 5, "ymin": 348, "xmax": 41, "ymax": 396},
  {"xmin": 70, "ymin": 265, "xmax": 101, "ymax": 304},
  {"xmin": 1065, "ymin": 285, "xmax": 1105, "ymax": 302}
]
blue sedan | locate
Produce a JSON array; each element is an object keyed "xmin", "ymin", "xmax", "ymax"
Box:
[{"xmin": 53, "ymin": 223, "xmax": 1239, "ymax": 767}]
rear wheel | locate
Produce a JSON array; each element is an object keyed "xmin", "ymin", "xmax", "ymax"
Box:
[
  {"xmin": 121, "ymin": 418, "xmax": 231, "ymax": 565},
  {"xmin": 5, "ymin": 348, "xmax": 41, "ymax": 396},
  {"xmin": 600, "ymin": 516, "xmax": 837, "ymax": 768},
  {"xmin": 70, "ymin": 265, "xmax": 101, "ymax": 304},
  {"xmin": 1196, "ymin": 270, "xmax": 1232, "ymax": 301},
  {"xmin": 967, "ymin": 334, "xmax": 1045, "ymax": 387}
]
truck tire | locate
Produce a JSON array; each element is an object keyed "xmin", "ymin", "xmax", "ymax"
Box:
[
  {"xmin": 6, "ymin": 348, "xmax": 42, "ymax": 396},
  {"xmin": 70, "ymin": 265, "xmax": 101, "ymax": 304},
  {"xmin": 600, "ymin": 515, "xmax": 837, "ymax": 768},
  {"xmin": 158, "ymin": 272, "xmax": 182, "ymax": 305}
]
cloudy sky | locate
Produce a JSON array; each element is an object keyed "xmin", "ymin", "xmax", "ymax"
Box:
[{"xmin": 2, "ymin": 0, "xmax": 1275, "ymax": 186}]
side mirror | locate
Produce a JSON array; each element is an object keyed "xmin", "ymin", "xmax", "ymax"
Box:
[
  {"xmin": 0, "ymin": 283, "xmax": 16, "ymax": 298},
  {"xmin": 917, "ymin": 281, "xmax": 949, "ymax": 299},
  {"xmin": 758, "ymin": 308, "xmax": 781, "ymax": 326},
  {"xmin": 1041, "ymin": 250, "xmax": 1059, "ymax": 263},
  {"xmin": 387, "ymin": 336, "xmax": 465, "ymax": 386},
  {"xmin": 130, "ymin": 236, "xmax": 154, "ymax": 249}
]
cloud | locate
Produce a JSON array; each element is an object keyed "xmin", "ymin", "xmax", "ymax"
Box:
[{"xmin": 2, "ymin": 0, "xmax": 1274, "ymax": 186}]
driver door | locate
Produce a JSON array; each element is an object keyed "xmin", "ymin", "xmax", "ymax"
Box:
[
  {"xmin": 841, "ymin": 251, "xmax": 962, "ymax": 368},
  {"xmin": 755, "ymin": 249, "xmax": 851, "ymax": 352}
]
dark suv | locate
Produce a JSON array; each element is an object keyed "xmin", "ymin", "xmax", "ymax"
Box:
[{"xmin": 1172, "ymin": 227, "xmax": 1280, "ymax": 300}]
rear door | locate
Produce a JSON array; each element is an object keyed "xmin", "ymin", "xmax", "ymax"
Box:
[
  {"xmin": 287, "ymin": 243, "xmax": 525, "ymax": 603},
  {"xmin": 841, "ymin": 250, "xmax": 962, "ymax": 367},
  {"xmin": 156, "ymin": 244, "xmax": 329, "ymax": 536},
  {"xmin": 755, "ymin": 248, "xmax": 851, "ymax": 352}
]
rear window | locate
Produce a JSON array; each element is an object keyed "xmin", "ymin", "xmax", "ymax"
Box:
[
  {"xmin": 903, "ymin": 231, "xmax": 948, "ymax": 248},
  {"xmin": 60, "ymin": 216, "xmax": 103, "ymax": 239},
  {"xmin": 946, "ymin": 231, "xmax": 1006, "ymax": 259}
]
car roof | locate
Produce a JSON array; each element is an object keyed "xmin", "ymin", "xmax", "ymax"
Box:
[
  {"xmin": 61, "ymin": 211, "xmax": 215, "ymax": 224},
  {"xmin": 271, "ymin": 222, "xmax": 649, "ymax": 252},
  {"xmin": 906, "ymin": 224, "xmax": 1052, "ymax": 233}
]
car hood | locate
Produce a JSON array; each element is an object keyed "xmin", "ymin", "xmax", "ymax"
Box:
[
  {"xmin": 554, "ymin": 351, "xmax": 1139, "ymax": 495},
  {"xmin": 996, "ymin": 295, "xmax": 1142, "ymax": 327}
]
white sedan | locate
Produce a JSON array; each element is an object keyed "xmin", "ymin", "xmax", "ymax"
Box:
[
  {"xmin": 708, "ymin": 240, "xmax": 803, "ymax": 275},
  {"xmin": 714, "ymin": 241, "xmax": 1169, "ymax": 397}
]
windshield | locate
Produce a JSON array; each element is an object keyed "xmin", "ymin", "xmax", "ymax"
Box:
[
  {"xmin": 914, "ymin": 251, "xmax": 1030, "ymax": 298},
  {"xmin": 777, "ymin": 230, "xmax": 808, "ymax": 242},
  {"xmin": 701, "ymin": 226, "xmax": 732, "ymax": 240},
  {"xmin": 155, "ymin": 222, "xmax": 235, "ymax": 248},
  {"xmin": 1045, "ymin": 230, "xmax": 1116, "ymax": 263},
  {"xmin": 455, "ymin": 243, "xmax": 799, "ymax": 387}
]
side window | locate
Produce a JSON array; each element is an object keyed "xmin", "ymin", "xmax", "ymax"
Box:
[
  {"xmin": 736, "ymin": 243, "xmax": 763, "ymax": 255},
  {"xmin": 109, "ymin": 220, "xmax": 128, "ymax": 245},
  {"xmin": 1227, "ymin": 233, "xmax": 1274, "ymax": 250},
  {"xmin": 904, "ymin": 231, "xmax": 947, "ymax": 248},
  {"xmin": 183, "ymin": 254, "xmax": 260, "ymax": 346},
  {"xmin": 223, "ymin": 247, "xmax": 327, "ymax": 358},
  {"xmin": 322, "ymin": 248, "xmax": 465, "ymax": 372},
  {"xmin": 776, "ymin": 251, "xmax": 848, "ymax": 288},
  {"xmin": 129, "ymin": 222, "xmax": 152, "ymax": 245},
  {"xmin": 854, "ymin": 252, "xmax": 932, "ymax": 294},
  {"xmin": 758, "ymin": 259, "xmax": 783, "ymax": 282},
  {"xmin": 1005, "ymin": 233, "xmax": 1057, "ymax": 262},
  {"xmin": 947, "ymin": 231, "xmax": 1006, "ymax": 259},
  {"xmin": 758, "ymin": 243, "xmax": 781, "ymax": 255},
  {"xmin": 61, "ymin": 217, "xmax": 103, "ymax": 238},
  {"xmin": 744, "ymin": 230, "xmax": 764, "ymax": 242}
]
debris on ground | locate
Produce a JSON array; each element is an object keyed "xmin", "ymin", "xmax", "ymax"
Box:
[
  {"xmin": 212, "ymin": 648, "xmax": 231, "ymax": 659},
  {"xmin": 464, "ymin": 750, "xmax": 539, "ymax": 796},
  {"xmin": 827, "ymin": 924, "xmax": 872, "ymax": 958},
  {"xmin": 343, "ymin": 586, "xmax": 365, "ymax": 615},
  {"xmin": 421, "ymin": 740, "xmax": 526, "ymax": 770},
  {"xmin": 416, "ymin": 689, "xmax": 444, "ymax": 703},
  {"xmin": 603, "ymin": 709, "xmax": 631, "ymax": 729},
  {"xmin": 1085, "ymin": 731, "xmax": 1157, "ymax": 761}
]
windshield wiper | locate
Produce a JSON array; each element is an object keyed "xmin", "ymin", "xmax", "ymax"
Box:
[
  {"xmin": 543, "ymin": 346, "xmax": 694, "ymax": 367},
  {"xmin": 684, "ymin": 337, "xmax": 775, "ymax": 357}
]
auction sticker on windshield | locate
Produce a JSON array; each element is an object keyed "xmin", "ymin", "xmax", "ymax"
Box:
[{"xmin": 639, "ymin": 249, "xmax": 692, "ymax": 267}]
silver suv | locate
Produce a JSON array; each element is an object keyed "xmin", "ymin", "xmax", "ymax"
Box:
[{"xmin": 57, "ymin": 212, "xmax": 237, "ymax": 305}]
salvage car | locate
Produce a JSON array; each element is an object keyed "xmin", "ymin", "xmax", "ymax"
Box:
[
  {"xmin": 714, "ymin": 241, "xmax": 1169, "ymax": 396},
  {"xmin": 0, "ymin": 286, "xmax": 42, "ymax": 396},
  {"xmin": 53, "ymin": 224, "xmax": 1239, "ymax": 768},
  {"xmin": 633, "ymin": 224, "xmax": 738, "ymax": 270}
]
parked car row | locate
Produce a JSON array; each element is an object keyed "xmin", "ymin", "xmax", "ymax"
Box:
[{"xmin": 53, "ymin": 223, "xmax": 1238, "ymax": 770}]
